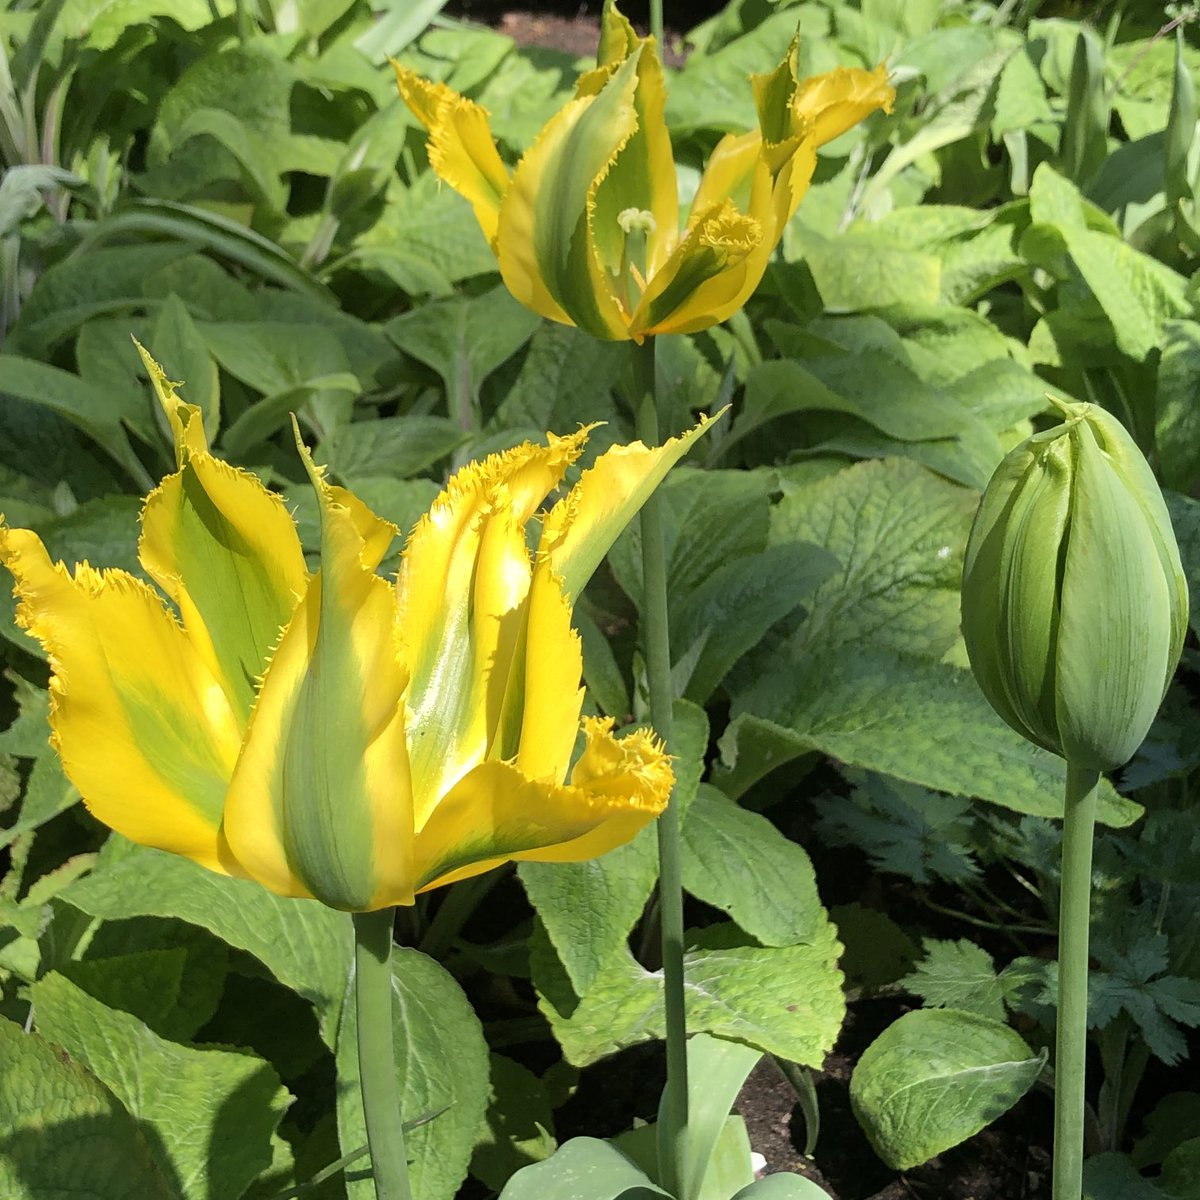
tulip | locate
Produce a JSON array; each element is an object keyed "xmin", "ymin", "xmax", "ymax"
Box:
[
  {"xmin": 392, "ymin": 1, "xmax": 893, "ymax": 342},
  {"xmin": 0, "ymin": 346, "xmax": 715, "ymax": 911},
  {"xmin": 961, "ymin": 398, "xmax": 1187, "ymax": 772}
]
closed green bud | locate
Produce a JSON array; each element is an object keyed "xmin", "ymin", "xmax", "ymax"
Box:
[{"xmin": 962, "ymin": 400, "xmax": 1188, "ymax": 772}]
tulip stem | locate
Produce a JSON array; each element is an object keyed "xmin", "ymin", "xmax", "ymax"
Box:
[
  {"xmin": 650, "ymin": 0, "xmax": 664, "ymax": 51},
  {"xmin": 353, "ymin": 909, "xmax": 412, "ymax": 1200},
  {"xmin": 1053, "ymin": 763, "xmax": 1099, "ymax": 1200},
  {"xmin": 634, "ymin": 335, "xmax": 689, "ymax": 1198}
]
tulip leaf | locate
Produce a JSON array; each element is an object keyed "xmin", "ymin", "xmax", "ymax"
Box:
[
  {"xmin": 681, "ymin": 785, "xmax": 826, "ymax": 948},
  {"xmin": 0, "ymin": 1015, "xmax": 176, "ymax": 1200},
  {"xmin": 731, "ymin": 1176, "xmax": 832, "ymax": 1199},
  {"xmin": 499, "ymin": 1136, "xmax": 670, "ymax": 1200},
  {"xmin": 61, "ymin": 838, "xmax": 353, "ymax": 1045},
  {"xmin": 718, "ymin": 649, "xmax": 1141, "ymax": 827},
  {"xmin": 520, "ymin": 701, "xmax": 707, "ymax": 996},
  {"xmin": 335, "ymin": 947, "xmax": 489, "ymax": 1200},
  {"xmin": 849, "ymin": 1009, "xmax": 1044, "ymax": 1170},
  {"xmin": 151, "ymin": 293, "xmax": 220, "ymax": 442},
  {"xmin": 532, "ymin": 916, "xmax": 844, "ymax": 1068},
  {"xmin": 31, "ymin": 971, "xmax": 291, "ymax": 1200}
]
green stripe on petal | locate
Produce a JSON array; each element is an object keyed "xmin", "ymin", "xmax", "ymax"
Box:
[
  {"xmin": 222, "ymin": 433, "xmax": 411, "ymax": 910},
  {"xmin": 0, "ymin": 527, "xmax": 241, "ymax": 873},
  {"xmin": 498, "ymin": 53, "xmax": 641, "ymax": 339},
  {"xmin": 137, "ymin": 344, "xmax": 308, "ymax": 721}
]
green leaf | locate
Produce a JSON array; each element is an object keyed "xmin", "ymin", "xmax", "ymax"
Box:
[
  {"xmin": 61, "ymin": 838, "xmax": 352, "ymax": 1045},
  {"xmin": 1165, "ymin": 491, "xmax": 1200, "ymax": 638},
  {"xmin": 488, "ymin": 322, "xmax": 625, "ymax": 437},
  {"xmin": 533, "ymin": 919, "xmax": 844, "ymax": 1069},
  {"xmin": 32, "ymin": 971, "xmax": 290, "ymax": 1200},
  {"xmin": 681, "ymin": 785, "xmax": 825, "ymax": 948},
  {"xmin": 720, "ymin": 650, "xmax": 1140, "ymax": 827},
  {"xmin": 849, "ymin": 1008, "xmax": 1043, "ymax": 1170},
  {"xmin": 798, "ymin": 233, "xmax": 942, "ymax": 310},
  {"xmin": 1083, "ymin": 1152, "xmax": 1166, "ymax": 1200},
  {"xmin": 0, "ymin": 1015, "xmax": 176, "ymax": 1200},
  {"xmin": 0, "ymin": 356, "xmax": 152, "ymax": 487},
  {"xmin": 674, "ymin": 541, "xmax": 838, "ymax": 704},
  {"xmin": 499, "ymin": 1136, "xmax": 670, "ymax": 1200},
  {"xmin": 321, "ymin": 416, "xmax": 466, "ymax": 483},
  {"xmin": 470, "ymin": 1053, "xmax": 557, "ymax": 1192},
  {"xmin": 731, "ymin": 1175, "xmax": 832, "ymax": 1199},
  {"xmin": 1156, "ymin": 322, "xmax": 1200, "ymax": 494},
  {"xmin": 1162, "ymin": 1139, "xmax": 1200, "ymax": 1199},
  {"xmin": 520, "ymin": 701, "xmax": 708, "ymax": 996},
  {"xmin": 906, "ymin": 939, "xmax": 1006, "ymax": 1021},
  {"xmin": 768, "ymin": 458, "xmax": 976, "ymax": 661},
  {"xmin": 335, "ymin": 947, "xmax": 489, "ymax": 1200}
]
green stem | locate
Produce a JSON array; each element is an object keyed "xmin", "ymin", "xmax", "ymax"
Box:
[
  {"xmin": 649, "ymin": 0, "xmax": 664, "ymax": 53},
  {"xmin": 234, "ymin": 0, "xmax": 252, "ymax": 42},
  {"xmin": 1053, "ymin": 764, "xmax": 1099, "ymax": 1200},
  {"xmin": 634, "ymin": 336, "xmax": 689, "ymax": 1198},
  {"xmin": 353, "ymin": 909, "xmax": 412, "ymax": 1200}
]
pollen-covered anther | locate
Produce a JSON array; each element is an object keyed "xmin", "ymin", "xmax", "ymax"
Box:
[{"xmin": 617, "ymin": 207, "xmax": 657, "ymax": 236}]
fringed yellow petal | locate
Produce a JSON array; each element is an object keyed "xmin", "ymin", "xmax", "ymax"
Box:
[
  {"xmin": 221, "ymin": 437, "xmax": 411, "ymax": 910},
  {"xmin": 689, "ymin": 131, "xmax": 763, "ymax": 222},
  {"xmin": 0, "ymin": 526, "xmax": 241, "ymax": 873},
  {"xmin": 496, "ymin": 53, "xmax": 641, "ymax": 339},
  {"xmin": 393, "ymin": 63, "xmax": 510, "ymax": 248},
  {"xmin": 792, "ymin": 63, "xmax": 894, "ymax": 147},
  {"xmin": 539, "ymin": 413, "xmax": 722, "ymax": 603},
  {"xmin": 630, "ymin": 199, "xmax": 766, "ymax": 338},
  {"xmin": 397, "ymin": 431, "xmax": 590, "ymax": 811},
  {"xmin": 412, "ymin": 717, "xmax": 670, "ymax": 892},
  {"xmin": 513, "ymin": 560, "xmax": 585, "ymax": 784},
  {"xmin": 136, "ymin": 344, "xmax": 307, "ymax": 722}
]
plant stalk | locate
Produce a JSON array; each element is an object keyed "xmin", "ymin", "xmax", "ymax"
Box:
[
  {"xmin": 353, "ymin": 909, "xmax": 412, "ymax": 1200},
  {"xmin": 1053, "ymin": 764, "xmax": 1099, "ymax": 1200},
  {"xmin": 649, "ymin": 0, "xmax": 664, "ymax": 53},
  {"xmin": 633, "ymin": 335, "xmax": 689, "ymax": 1198}
]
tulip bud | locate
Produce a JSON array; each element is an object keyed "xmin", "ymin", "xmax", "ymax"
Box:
[{"xmin": 961, "ymin": 399, "xmax": 1188, "ymax": 771}]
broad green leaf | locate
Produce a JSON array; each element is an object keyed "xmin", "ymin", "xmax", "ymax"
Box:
[
  {"xmin": 533, "ymin": 919, "xmax": 844, "ymax": 1068},
  {"xmin": 489, "ymin": 322, "xmax": 625, "ymax": 435},
  {"xmin": 850, "ymin": 1008, "xmax": 1043, "ymax": 1170},
  {"xmin": 905, "ymin": 939, "xmax": 1006, "ymax": 1021},
  {"xmin": 200, "ymin": 321, "xmax": 352, "ymax": 397},
  {"xmin": 768, "ymin": 458, "xmax": 976, "ymax": 661},
  {"xmin": 500, "ymin": 1136, "xmax": 669, "ymax": 1200},
  {"xmin": 7, "ymin": 242, "xmax": 194, "ymax": 356},
  {"xmin": 681, "ymin": 786, "xmax": 825, "ymax": 948},
  {"xmin": 1132, "ymin": 1092, "xmax": 1200, "ymax": 1170},
  {"xmin": 321, "ymin": 416, "xmax": 466, "ymax": 483},
  {"xmin": 0, "ymin": 753, "xmax": 77, "ymax": 848},
  {"xmin": 732, "ymin": 1175, "xmax": 832, "ymax": 1199},
  {"xmin": 385, "ymin": 286, "xmax": 541, "ymax": 418},
  {"xmin": 470, "ymin": 1053, "xmax": 557, "ymax": 1192},
  {"xmin": 355, "ymin": 0, "xmax": 452, "ymax": 61},
  {"xmin": 1083, "ymin": 1153, "xmax": 1167, "ymax": 1200},
  {"xmin": 32, "ymin": 972, "xmax": 290, "ymax": 1200},
  {"xmin": 674, "ymin": 541, "xmax": 838, "ymax": 704},
  {"xmin": 1162, "ymin": 1139, "xmax": 1200, "ymax": 1199},
  {"xmin": 61, "ymin": 838, "xmax": 352, "ymax": 1045},
  {"xmin": 719, "ymin": 650, "xmax": 1140, "ymax": 827},
  {"xmin": 1157, "ymin": 322, "xmax": 1200, "ymax": 494},
  {"xmin": 798, "ymin": 233, "xmax": 942, "ymax": 310},
  {"xmin": 0, "ymin": 356, "xmax": 152, "ymax": 487},
  {"xmin": 335, "ymin": 947, "xmax": 489, "ymax": 1200},
  {"xmin": 1165, "ymin": 492, "xmax": 1200, "ymax": 638},
  {"xmin": 70, "ymin": 916, "xmax": 230, "ymax": 1043},
  {"xmin": 520, "ymin": 702, "xmax": 707, "ymax": 996},
  {"xmin": 0, "ymin": 1016, "xmax": 175, "ymax": 1200}
]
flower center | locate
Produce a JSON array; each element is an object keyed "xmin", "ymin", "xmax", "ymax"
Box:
[{"xmin": 616, "ymin": 207, "xmax": 656, "ymax": 313}]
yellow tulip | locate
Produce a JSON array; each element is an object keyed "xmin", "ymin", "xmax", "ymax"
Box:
[
  {"xmin": 0, "ymin": 347, "xmax": 716, "ymax": 911},
  {"xmin": 393, "ymin": 2, "xmax": 893, "ymax": 342}
]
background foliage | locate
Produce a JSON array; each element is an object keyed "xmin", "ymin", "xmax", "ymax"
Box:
[{"xmin": 3, "ymin": 0, "xmax": 1200, "ymax": 1197}]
